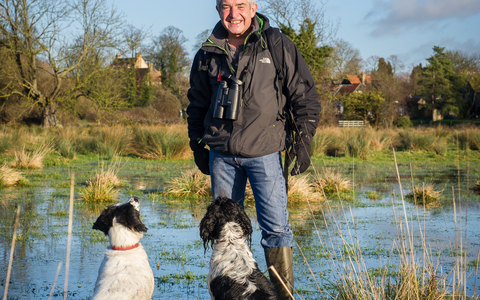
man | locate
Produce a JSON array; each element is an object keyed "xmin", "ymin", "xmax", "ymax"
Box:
[{"xmin": 187, "ymin": 0, "xmax": 320, "ymax": 298}]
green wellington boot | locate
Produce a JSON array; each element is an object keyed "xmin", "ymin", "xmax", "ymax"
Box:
[{"xmin": 265, "ymin": 246, "xmax": 294, "ymax": 300}]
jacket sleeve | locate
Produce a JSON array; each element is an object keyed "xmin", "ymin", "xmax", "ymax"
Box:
[
  {"xmin": 187, "ymin": 50, "xmax": 212, "ymax": 146},
  {"xmin": 282, "ymin": 36, "xmax": 321, "ymax": 138}
]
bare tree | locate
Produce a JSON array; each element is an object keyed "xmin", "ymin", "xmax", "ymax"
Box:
[
  {"xmin": 145, "ymin": 26, "xmax": 190, "ymax": 92},
  {"xmin": 122, "ymin": 25, "xmax": 151, "ymax": 58},
  {"xmin": 387, "ymin": 55, "xmax": 405, "ymax": 76},
  {"xmin": 260, "ymin": 0, "xmax": 338, "ymax": 46},
  {"xmin": 326, "ymin": 39, "xmax": 363, "ymax": 79},
  {"xmin": 192, "ymin": 29, "xmax": 210, "ymax": 52},
  {"xmin": 364, "ymin": 55, "xmax": 380, "ymax": 74},
  {"xmin": 446, "ymin": 50, "xmax": 480, "ymax": 74},
  {"xmin": 0, "ymin": 0, "xmax": 124, "ymax": 127}
]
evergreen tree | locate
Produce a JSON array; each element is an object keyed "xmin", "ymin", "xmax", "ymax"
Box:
[
  {"xmin": 377, "ymin": 58, "xmax": 393, "ymax": 77},
  {"xmin": 280, "ymin": 19, "xmax": 333, "ymax": 81},
  {"xmin": 410, "ymin": 64, "xmax": 423, "ymax": 95},
  {"xmin": 417, "ymin": 46, "xmax": 466, "ymax": 117}
]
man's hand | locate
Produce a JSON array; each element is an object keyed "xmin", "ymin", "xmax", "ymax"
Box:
[
  {"xmin": 286, "ymin": 135, "xmax": 312, "ymax": 176},
  {"xmin": 190, "ymin": 140, "xmax": 210, "ymax": 175}
]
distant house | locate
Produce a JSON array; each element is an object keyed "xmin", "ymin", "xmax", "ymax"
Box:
[
  {"xmin": 329, "ymin": 72, "xmax": 372, "ymax": 115},
  {"xmin": 330, "ymin": 72, "xmax": 372, "ymax": 97},
  {"xmin": 405, "ymin": 94, "xmax": 445, "ymax": 121},
  {"xmin": 111, "ymin": 53, "xmax": 161, "ymax": 89}
]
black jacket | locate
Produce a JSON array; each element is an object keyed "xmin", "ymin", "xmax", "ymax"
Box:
[{"xmin": 187, "ymin": 13, "xmax": 320, "ymax": 157}]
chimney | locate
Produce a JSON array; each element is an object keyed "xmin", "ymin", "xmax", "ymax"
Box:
[
  {"xmin": 148, "ymin": 63, "xmax": 153, "ymax": 72},
  {"xmin": 116, "ymin": 54, "xmax": 121, "ymax": 59},
  {"xmin": 361, "ymin": 71, "xmax": 365, "ymax": 85}
]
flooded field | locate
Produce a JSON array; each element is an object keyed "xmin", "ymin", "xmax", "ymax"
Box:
[{"xmin": 1, "ymin": 156, "xmax": 480, "ymax": 299}]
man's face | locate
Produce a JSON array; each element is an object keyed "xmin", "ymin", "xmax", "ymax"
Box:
[{"xmin": 216, "ymin": 0, "xmax": 257, "ymax": 39}]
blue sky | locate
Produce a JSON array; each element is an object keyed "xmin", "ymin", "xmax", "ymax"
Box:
[{"xmin": 111, "ymin": 0, "xmax": 480, "ymax": 72}]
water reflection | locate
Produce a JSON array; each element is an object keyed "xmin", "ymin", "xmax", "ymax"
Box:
[{"xmin": 0, "ymin": 160, "xmax": 479, "ymax": 298}]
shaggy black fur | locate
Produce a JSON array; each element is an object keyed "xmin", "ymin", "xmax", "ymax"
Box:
[
  {"xmin": 200, "ymin": 197, "xmax": 253, "ymax": 250},
  {"xmin": 210, "ymin": 270, "xmax": 279, "ymax": 300},
  {"xmin": 93, "ymin": 197, "xmax": 148, "ymax": 235}
]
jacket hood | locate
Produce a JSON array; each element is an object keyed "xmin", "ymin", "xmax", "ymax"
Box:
[{"xmin": 201, "ymin": 13, "xmax": 271, "ymax": 52}]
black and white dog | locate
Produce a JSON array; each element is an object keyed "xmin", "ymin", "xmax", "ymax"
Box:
[
  {"xmin": 200, "ymin": 197, "xmax": 278, "ymax": 300},
  {"xmin": 91, "ymin": 196, "xmax": 154, "ymax": 300}
]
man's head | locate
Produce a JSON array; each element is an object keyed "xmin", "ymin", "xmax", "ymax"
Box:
[{"xmin": 216, "ymin": 0, "xmax": 258, "ymax": 40}]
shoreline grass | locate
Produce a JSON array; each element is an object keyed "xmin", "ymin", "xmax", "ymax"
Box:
[
  {"xmin": 0, "ymin": 124, "xmax": 478, "ymax": 165},
  {"xmin": 292, "ymin": 150, "xmax": 478, "ymax": 300}
]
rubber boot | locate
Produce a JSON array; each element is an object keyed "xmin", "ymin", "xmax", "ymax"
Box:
[{"xmin": 265, "ymin": 246, "xmax": 294, "ymax": 300}]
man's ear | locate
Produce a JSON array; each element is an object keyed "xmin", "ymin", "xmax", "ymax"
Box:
[{"xmin": 250, "ymin": 3, "xmax": 257, "ymax": 17}]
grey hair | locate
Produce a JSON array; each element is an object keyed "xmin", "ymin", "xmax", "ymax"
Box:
[{"xmin": 216, "ymin": 0, "xmax": 256, "ymax": 8}]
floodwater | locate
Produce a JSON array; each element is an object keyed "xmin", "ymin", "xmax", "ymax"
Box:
[{"xmin": 1, "ymin": 159, "xmax": 480, "ymax": 299}]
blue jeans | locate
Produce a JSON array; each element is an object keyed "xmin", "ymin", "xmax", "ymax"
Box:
[{"xmin": 209, "ymin": 149, "xmax": 293, "ymax": 249}]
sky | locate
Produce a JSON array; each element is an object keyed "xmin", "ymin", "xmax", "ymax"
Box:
[{"xmin": 111, "ymin": 0, "xmax": 480, "ymax": 73}]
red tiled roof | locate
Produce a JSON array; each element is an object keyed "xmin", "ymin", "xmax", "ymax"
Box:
[
  {"xmin": 347, "ymin": 75, "xmax": 361, "ymax": 84},
  {"xmin": 337, "ymin": 83, "xmax": 360, "ymax": 95}
]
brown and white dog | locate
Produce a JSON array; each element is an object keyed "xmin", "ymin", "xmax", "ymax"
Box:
[{"xmin": 91, "ymin": 197, "xmax": 154, "ymax": 300}]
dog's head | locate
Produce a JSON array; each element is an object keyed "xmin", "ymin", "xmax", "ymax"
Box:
[
  {"xmin": 92, "ymin": 196, "xmax": 148, "ymax": 236},
  {"xmin": 199, "ymin": 197, "xmax": 253, "ymax": 250}
]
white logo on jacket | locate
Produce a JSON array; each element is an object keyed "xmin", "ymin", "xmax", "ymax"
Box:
[{"xmin": 259, "ymin": 58, "xmax": 271, "ymax": 64}]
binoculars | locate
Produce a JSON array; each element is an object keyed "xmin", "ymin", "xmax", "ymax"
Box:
[{"xmin": 213, "ymin": 74, "xmax": 243, "ymax": 120}]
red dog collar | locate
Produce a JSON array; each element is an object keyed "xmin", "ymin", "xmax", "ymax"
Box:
[{"xmin": 111, "ymin": 243, "xmax": 139, "ymax": 251}]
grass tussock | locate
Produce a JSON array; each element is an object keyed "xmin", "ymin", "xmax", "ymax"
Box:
[
  {"xmin": 52, "ymin": 127, "xmax": 80, "ymax": 159},
  {"xmin": 287, "ymin": 175, "xmax": 323, "ymax": 202},
  {"xmin": 11, "ymin": 143, "xmax": 53, "ymax": 169},
  {"xmin": 406, "ymin": 183, "xmax": 443, "ymax": 205},
  {"xmin": 96, "ymin": 126, "xmax": 133, "ymax": 158},
  {"xmin": 164, "ymin": 169, "xmax": 211, "ymax": 198},
  {"xmin": 80, "ymin": 158, "xmax": 123, "ymax": 202},
  {"xmin": 456, "ymin": 129, "xmax": 480, "ymax": 151},
  {"xmin": 398, "ymin": 129, "xmax": 448, "ymax": 153},
  {"xmin": 312, "ymin": 127, "xmax": 398, "ymax": 158},
  {"xmin": 133, "ymin": 125, "xmax": 190, "ymax": 160},
  {"xmin": 0, "ymin": 165, "xmax": 27, "ymax": 187},
  {"xmin": 343, "ymin": 129, "xmax": 372, "ymax": 159},
  {"xmin": 313, "ymin": 167, "xmax": 352, "ymax": 194}
]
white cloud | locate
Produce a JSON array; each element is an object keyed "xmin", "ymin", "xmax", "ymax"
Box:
[{"xmin": 366, "ymin": 0, "xmax": 480, "ymax": 35}]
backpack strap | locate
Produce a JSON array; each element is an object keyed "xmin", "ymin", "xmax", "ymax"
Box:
[
  {"xmin": 263, "ymin": 28, "xmax": 286, "ymax": 93},
  {"xmin": 264, "ymin": 27, "xmax": 295, "ymax": 191},
  {"xmin": 197, "ymin": 50, "xmax": 212, "ymax": 72}
]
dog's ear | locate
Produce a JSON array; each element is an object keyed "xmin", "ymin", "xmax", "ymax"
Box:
[
  {"xmin": 199, "ymin": 212, "xmax": 215, "ymax": 249},
  {"xmin": 93, "ymin": 206, "xmax": 116, "ymax": 236},
  {"xmin": 233, "ymin": 202, "xmax": 253, "ymax": 238},
  {"xmin": 116, "ymin": 204, "xmax": 148, "ymax": 233},
  {"xmin": 200, "ymin": 202, "xmax": 219, "ymax": 250},
  {"xmin": 131, "ymin": 210, "xmax": 148, "ymax": 233}
]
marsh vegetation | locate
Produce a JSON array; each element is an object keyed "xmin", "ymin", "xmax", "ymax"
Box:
[{"xmin": 1, "ymin": 124, "xmax": 480, "ymax": 299}]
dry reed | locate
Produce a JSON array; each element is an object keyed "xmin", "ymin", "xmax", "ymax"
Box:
[
  {"xmin": 11, "ymin": 143, "xmax": 53, "ymax": 169},
  {"xmin": 313, "ymin": 167, "xmax": 352, "ymax": 194},
  {"xmin": 287, "ymin": 175, "xmax": 323, "ymax": 202},
  {"xmin": 291, "ymin": 150, "xmax": 472, "ymax": 299},
  {"xmin": 0, "ymin": 164, "xmax": 26, "ymax": 186},
  {"xmin": 406, "ymin": 183, "xmax": 443, "ymax": 205}
]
